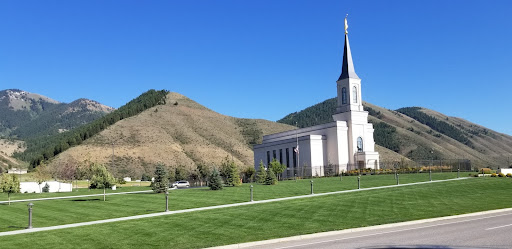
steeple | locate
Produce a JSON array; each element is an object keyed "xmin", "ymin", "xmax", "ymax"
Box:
[
  {"xmin": 338, "ymin": 16, "xmax": 359, "ymax": 81},
  {"xmin": 334, "ymin": 15, "xmax": 364, "ymax": 115}
]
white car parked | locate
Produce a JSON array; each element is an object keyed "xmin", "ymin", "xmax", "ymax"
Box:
[{"xmin": 171, "ymin": 181, "xmax": 190, "ymax": 188}]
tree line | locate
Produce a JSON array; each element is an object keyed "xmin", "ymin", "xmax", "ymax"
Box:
[
  {"xmin": 14, "ymin": 89, "xmax": 169, "ymax": 168},
  {"xmin": 396, "ymin": 107, "xmax": 473, "ymax": 146}
]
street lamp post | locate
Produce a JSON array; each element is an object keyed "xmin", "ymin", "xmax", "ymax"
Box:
[
  {"xmin": 250, "ymin": 185, "xmax": 253, "ymax": 202},
  {"xmin": 111, "ymin": 142, "xmax": 115, "ymax": 167},
  {"xmin": 397, "ymin": 173, "xmax": 400, "ymax": 185},
  {"xmin": 165, "ymin": 189, "xmax": 169, "ymax": 212},
  {"xmin": 310, "ymin": 180, "xmax": 314, "ymax": 195},
  {"xmin": 27, "ymin": 203, "xmax": 34, "ymax": 229},
  {"xmin": 358, "ymin": 176, "xmax": 361, "ymax": 189},
  {"xmin": 430, "ymin": 149, "xmax": 433, "ymax": 182}
]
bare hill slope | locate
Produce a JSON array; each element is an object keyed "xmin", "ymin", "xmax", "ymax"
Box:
[{"xmin": 49, "ymin": 93, "xmax": 296, "ymax": 178}]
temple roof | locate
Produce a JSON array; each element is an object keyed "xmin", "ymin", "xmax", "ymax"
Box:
[{"xmin": 338, "ymin": 34, "xmax": 360, "ymax": 81}]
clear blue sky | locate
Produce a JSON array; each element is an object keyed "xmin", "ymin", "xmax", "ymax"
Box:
[{"xmin": 1, "ymin": 1, "xmax": 511, "ymax": 135}]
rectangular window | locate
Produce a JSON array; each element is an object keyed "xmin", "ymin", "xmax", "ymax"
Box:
[
  {"xmin": 292, "ymin": 147, "xmax": 297, "ymax": 168},
  {"xmin": 285, "ymin": 148, "xmax": 289, "ymax": 167},
  {"xmin": 279, "ymin": 149, "xmax": 283, "ymax": 165},
  {"xmin": 266, "ymin": 151, "xmax": 270, "ymax": 167},
  {"xmin": 273, "ymin": 150, "xmax": 276, "ymax": 160}
]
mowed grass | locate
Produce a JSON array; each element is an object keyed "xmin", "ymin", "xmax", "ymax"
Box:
[
  {"xmin": 0, "ymin": 173, "xmax": 464, "ymax": 233},
  {"xmin": 0, "ymin": 186, "xmax": 153, "ymax": 201},
  {"xmin": 0, "ymin": 177, "xmax": 510, "ymax": 249}
]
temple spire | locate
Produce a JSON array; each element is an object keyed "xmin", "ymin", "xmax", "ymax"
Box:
[{"xmin": 338, "ymin": 15, "xmax": 359, "ymax": 81}]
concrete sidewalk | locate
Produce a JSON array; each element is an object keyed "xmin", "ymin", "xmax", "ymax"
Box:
[{"xmin": 0, "ymin": 177, "xmax": 469, "ymax": 237}]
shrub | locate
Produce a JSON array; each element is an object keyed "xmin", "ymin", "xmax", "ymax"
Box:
[
  {"xmin": 498, "ymin": 173, "xmax": 505, "ymax": 177},
  {"xmin": 481, "ymin": 168, "xmax": 492, "ymax": 174},
  {"xmin": 507, "ymin": 173, "xmax": 512, "ymax": 178},
  {"xmin": 141, "ymin": 173, "xmax": 152, "ymax": 181},
  {"xmin": 42, "ymin": 183, "xmax": 50, "ymax": 193},
  {"xmin": 117, "ymin": 178, "xmax": 127, "ymax": 184},
  {"xmin": 491, "ymin": 173, "xmax": 497, "ymax": 177}
]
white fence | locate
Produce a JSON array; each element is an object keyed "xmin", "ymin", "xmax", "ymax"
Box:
[{"xmin": 20, "ymin": 181, "xmax": 72, "ymax": 193}]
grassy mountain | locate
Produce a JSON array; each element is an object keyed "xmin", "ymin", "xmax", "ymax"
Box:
[
  {"xmin": 16, "ymin": 89, "xmax": 168, "ymax": 167},
  {"xmin": 48, "ymin": 92, "xmax": 294, "ymax": 178},
  {"xmin": 0, "ymin": 89, "xmax": 114, "ymax": 139},
  {"xmin": 278, "ymin": 98, "xmax": 512, "ymax": 169}
]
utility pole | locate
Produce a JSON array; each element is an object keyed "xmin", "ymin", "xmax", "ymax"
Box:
[{"xmin": 111, "ymin": 142, "xmax": 115, "ymax": 167}]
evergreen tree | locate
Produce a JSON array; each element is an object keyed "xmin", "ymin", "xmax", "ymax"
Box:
[
  {"xmin": 208, "ymin": 168, "xmax": 223, "ymax": 190},
  {"xmin": 152, "ymin": 164, "xmax": 169, "ymax": 193},
  {"xmin": 256, "ymin": 160, "xmax": 267, "ymax": 184},
  {"xmin": 224, "ymin": 158, "xmax": 241, "ymax": 187},
  {"xmin": 264, "ymin": 167, "xmax": 277, "ymax": 185}
]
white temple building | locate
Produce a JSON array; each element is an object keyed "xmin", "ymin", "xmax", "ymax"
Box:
[{"xmin": 254, "ymin": 18, "xmax": 379, "ymax": 177}]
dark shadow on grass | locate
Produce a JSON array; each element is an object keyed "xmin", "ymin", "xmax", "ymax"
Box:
[
  {"xmin": 71, "ymin": 198, "xmax": 101, "ymax": 202},
  {"xmin": 7, "ymin": 225, "xmax": 25, "ymax": 229}
]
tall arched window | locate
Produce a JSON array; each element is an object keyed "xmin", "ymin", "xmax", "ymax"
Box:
[
  {"xmin": 357, "ymin": 137, "xmax": 363, "ymax": 152},
  {"xmin": 352, "ymin": 86, "xmax": 358, "ymax": 103},
  {"xmin": 341, "ymin": 87, "xmax": 347, "ymax": 104}
]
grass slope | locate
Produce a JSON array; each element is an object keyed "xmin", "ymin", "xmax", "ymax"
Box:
[
  {"xmin": 278, "ymin": 97, "xmax": 512, "ymax": 168},
  {"xmin": 1, "ymin": 172, "xmax": 463, "ymax": 232},
  {"xmin": 0, "ymin": 178, "xmax": 510, "ymax": 248},
  {"xmin": 48, "ymin": 92, "xmax": 294, "ymax": 178}
]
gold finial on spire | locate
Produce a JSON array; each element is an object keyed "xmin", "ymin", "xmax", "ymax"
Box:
[{"xmin": 344, "ymin": 14, "xmax": 348, "ymax": 34}]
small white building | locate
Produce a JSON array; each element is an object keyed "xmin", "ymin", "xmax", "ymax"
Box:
[
  {"xmin": 123, "ymin": 177, "xmax": 132, "ymax": 182},
  {"xmin": 254, "ymin": 18, "xmax": 379, "ymax": 177},
  {"xmin": 20, "ymin": 181, "xmax": 72, "ymax": 193},
  {"xmin": 7, "ymin": 168, "xmax": 27, "ymax": 174}
]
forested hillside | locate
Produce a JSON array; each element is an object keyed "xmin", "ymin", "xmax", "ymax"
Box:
[
  {"xmin": 278, "ymin": 97, "xmax": 512, "ymax": 168},
  {"xmin": 0, "ymin": 89, "xmax": 114, "ymax": 139},
  {"xmin": 14, "ymin": 89, "xmax": 169, "ymax": 167}
]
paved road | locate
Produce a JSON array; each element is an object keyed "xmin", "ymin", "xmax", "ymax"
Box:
[{"xmin": 242, "ymin": 209, "xmax": 512, "ymax": 249}]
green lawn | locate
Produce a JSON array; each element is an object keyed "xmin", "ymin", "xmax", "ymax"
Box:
[
  {"xmin": 0, "ymin": 186, "xmax": 153, "ymax": 201},
  {"xmin": 0, "ymin": 177, "xmax": 510, "ymax": 249},
  {"xmin": 0, "ymin": 173, "xmax": 465, "ymax": 233}
]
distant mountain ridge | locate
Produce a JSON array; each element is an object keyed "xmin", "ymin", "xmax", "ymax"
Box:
[
  {"xmin": 0, "ymin": 89, "xmax": 114, "ymax": 139},
  {"xmin": 278, "ymin": 97, "xmax": 512, "ymax": 169}
]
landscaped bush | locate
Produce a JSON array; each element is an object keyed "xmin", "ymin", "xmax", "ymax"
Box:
[
  {"xmin": 481, "ymin": 168, "xmax": 492, "ymax": 174},
  {"xmin": 498, "ymin": 173, "xmax": 505, "ymax": 177},
  {"xmin": 491, "ymin": 173, "xmax": 497, "ymax": 177},
  {"xmin": 507, "ymin": 173, "xmax": 512, "ymax": 178},
  {"xmin": 42, "ymin": 183, "xmax": 50, "ymax": 193}
]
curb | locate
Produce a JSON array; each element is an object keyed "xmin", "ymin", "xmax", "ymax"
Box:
[{"xmin": 207, "ymin": 207, "xmax": 512, "ymax": 249}]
